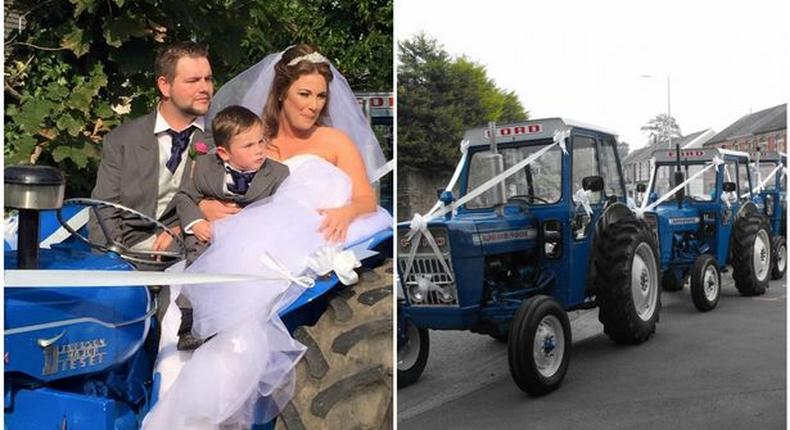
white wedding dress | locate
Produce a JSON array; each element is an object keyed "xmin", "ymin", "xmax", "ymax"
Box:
[{"xmin": 143, "ymin": 155, "xmax": 392, "ymax": 429}]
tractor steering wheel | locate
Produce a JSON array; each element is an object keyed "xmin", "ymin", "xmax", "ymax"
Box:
[{"xmin": 56, "ymin": 198, "xmax": 186, "ymax": 267}]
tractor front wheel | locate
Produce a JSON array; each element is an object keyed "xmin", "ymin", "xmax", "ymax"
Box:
[
  {"xmin": 507, "ymin": 295, "xmax": 571, "ymax": 396},
  {"xmin": 397, "ymin": 319, "xmax": 429, "ymax": 388},
  {"xmin": 771, "ymin": 236, "xmax": 786, "ymax": 280},
  {"xmin": 276, "ymin": 260, "xmax": 393, "ymax": 430},
  {"xmin": 690, "ymin": 254, "xmax": 720, "ymax": 312},
  {"xmin": 593, "ymin": 217, "xmax": 661, "ymax": 344},
  {"xmin": 731, "ymin": 215, "xmax": 771, "ymax": 296}
]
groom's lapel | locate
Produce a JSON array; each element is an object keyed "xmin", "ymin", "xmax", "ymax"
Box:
[{"xmin": 130, "ymin": 112, "xmax": 159, "ymax": 215}]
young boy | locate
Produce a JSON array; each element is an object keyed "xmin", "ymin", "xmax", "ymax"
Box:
[
  {"xmin": 175, "ymin": 105, "xmax": 289, "ymax": 265},
  {"xmin": 174, "ymin": 106, "xmax": 288, "ymax": 350}
]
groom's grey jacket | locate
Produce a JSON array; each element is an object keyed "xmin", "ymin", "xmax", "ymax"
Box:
[
  {"xmin": 89, "ymin": 111, "xmax": 213, "ymax": 248},
  {"xmin": 175, "ymin": 153, "xmax": 289, "ymax": 264}
]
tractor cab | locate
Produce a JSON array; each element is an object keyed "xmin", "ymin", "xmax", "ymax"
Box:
[{"xmin": 751, "ymin": 151, "xmax": 787, "ymax": 279}]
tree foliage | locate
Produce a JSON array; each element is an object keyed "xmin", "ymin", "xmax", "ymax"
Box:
[
  {"xmin": 4, "ymin": 0, "xmax": 392, "ymax": 196},
  {"xmin": 397, "ymin": 33, "xmax": 528, "ymax": 172},
  {"xmin": 640, "ymin": 113, "xmax": 682, "ymax": 147}
]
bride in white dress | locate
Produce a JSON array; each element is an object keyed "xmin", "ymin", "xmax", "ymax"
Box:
[{"xmin": 142, "ymin": 45, "xmax": 391, "ymax": 429}]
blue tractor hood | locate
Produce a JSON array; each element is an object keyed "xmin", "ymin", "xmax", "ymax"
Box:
[
  {"xmin": 652, "ymin": 203, "xmax": 704, "ymax": 234},
  {"xmin": 4, "ymin": 248, "xmax": 151, "ymax": 382}
]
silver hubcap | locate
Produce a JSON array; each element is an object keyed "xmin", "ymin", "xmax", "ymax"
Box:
[
  {"xmin": 753, "ymin": 230, "xmax": 770, "ymax": 281},
  {"xmin": 778, "ymin": 244, "xmax": 787, "ymax": 272},
  {"xmin": 533, "ymin": 314, "xmax": 564, "ymax": 378},
  {"xmin": 398, "ymin": 322, "xmax": 421, "ymax": 371},
  {"xmin": 703, "ymin": 264, "xmax": 719, "ymax": 302},
  {"xmin": 631, "ymin": 242, "xmax": 659, "ymax": 321}
]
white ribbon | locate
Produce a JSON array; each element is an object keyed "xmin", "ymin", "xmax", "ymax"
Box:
[
  {"xmin": 573, "ymin": 189, "xmax": 594, "ymax": 216},
  {"xmin": 372, "ymin": 159, "xmax": 395, "ymax": 183},
  {"xmin": 402, "ymin": 135, "xmax": 570, "ymax": 286},
  {"xmin": 749, "ymin": 163, "xmax": 783, "ymax": 196},
  {"xmin": 4, "ymin": 270, "xmax": 268, "ymax": 288},
  {"xmin": 636, "ymin": 156, "xmax": 723, "ymax": 217},
  {"xmin": 306, "ymin": 246, "xmax": 361, "ymax": 285},
  {"xmin": 259, "ymin": 252, "xmax": 315, "ymax": 289},
  {"xmin": 40, "ymin": 207, "xmax": 91, "ymax": 249}
]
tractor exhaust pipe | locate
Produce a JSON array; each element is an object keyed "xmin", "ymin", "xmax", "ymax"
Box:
[
  {"xmin": 4, "ymin": 165, "xmax": 65, "ymax": 269},
  {"xmin": 674, "ymin": 144, "xmax": 684, "ymax": 208}
]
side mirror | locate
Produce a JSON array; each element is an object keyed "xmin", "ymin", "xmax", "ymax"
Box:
[
  {"xmin": 636, "ymin": 183, "xmax": 646, "ymax": 193},
  {"xmin": 439, "ymin": 190, "xmax": 455, "ymax": 205},
  {"xmin": 582, "ymin": 175, "xmax": 604, "ymax": 192},
  {"xmin": 436, "ymin": 188, "xmax": 445, "ymax": 199},
  {"xmin": 723, "ymin": 182, "xmax": 737, "ymax": 193}
]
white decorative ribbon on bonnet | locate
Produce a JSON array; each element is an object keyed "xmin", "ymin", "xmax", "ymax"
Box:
[
  {"xmin": 259, "ymin": 252, "xmax": 315, "ymax": 288},
  {"xmin": 401, "ymin": 129, "xmax": 570, "ymax": 287},
  {"xmin": 306, "ymin": 246, "xmax": 362, "ymax": 286}
]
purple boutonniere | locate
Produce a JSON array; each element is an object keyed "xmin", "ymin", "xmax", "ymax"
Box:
[{"xmin": 189, "ymin": 141, "xmax": 209, "ymax": 159}]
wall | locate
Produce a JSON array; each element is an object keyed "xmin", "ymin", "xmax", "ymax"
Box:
[{"xmin": 397, "ymin": 168, "xmax": 452, "ymax": 222}]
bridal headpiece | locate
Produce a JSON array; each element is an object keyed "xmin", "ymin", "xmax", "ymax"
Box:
[{"xmin": 287, "ymin": 52, "xmax": 329, "ymax": 66}]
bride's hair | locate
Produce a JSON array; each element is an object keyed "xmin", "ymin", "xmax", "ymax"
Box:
[{"xmin": 262, "ymin": 44, "xmax": 334, "ymax": 139}]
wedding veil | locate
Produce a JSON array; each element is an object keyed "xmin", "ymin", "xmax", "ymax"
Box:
[{"xmin": 208, "ymin": 50, "xmax": 388, "ymax": 182}]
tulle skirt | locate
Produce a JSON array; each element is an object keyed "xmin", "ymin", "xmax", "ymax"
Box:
[{"xmin": 143, "ymin": 157, "xmax": 392, "ymax": 429}]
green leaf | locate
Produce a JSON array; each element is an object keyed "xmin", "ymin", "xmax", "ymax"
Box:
[
  {"xmin": 104, "ymin": 16, "xmax": 148, "ymax": 48},
  {"xmin": 113, "ymin": 0, "xmax": 126, "ymax": 7},
  {"xmin": 53, "ymin": 145, "xmax": 89, "ymax": 168},
  {"xmin": 72, "ymin": 0, "xmax": 98, "ymax": 17},
  {"xmin": 56, "ymin": 113, "xmax": 84, "ymax": 137},
  {"xmin": 94, "ymin": 101, "xmax": 114, "ymax": 118},
  {"xmin": 15, "ymin": 99, "xmax": 57, "ymax": 134},
  {"xmin": 61, "ymin": 27, "xmax": 91, "ymax": 57},
  {"xmin": 44, "ymin": 82, "xmax": 71, "ymax": 102},
  {"xmin": 5, "ymin": 134, "xmax": 36, "ymax": 165}
]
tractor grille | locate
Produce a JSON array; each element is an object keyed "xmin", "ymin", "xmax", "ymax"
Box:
[{"xmin": 397, "ymin": 227, "xmax": 458, "ymax": 306}]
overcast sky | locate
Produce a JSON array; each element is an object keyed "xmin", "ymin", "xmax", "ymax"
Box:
[{"xmin": 395, "ymin": 0, "xmax": 789, "ymax": 150}]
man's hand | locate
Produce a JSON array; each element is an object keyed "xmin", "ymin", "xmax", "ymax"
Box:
[
  {"xmin": 199, "ymin": 199, "xmax": 241, "ymax": 221},
  {"xmin": 152, "ymin": 225, "xmax": 182, "ymax": 252},
  {"xmin": 192, "ymin": 220, "xmax": 212, "ymax": 242}
]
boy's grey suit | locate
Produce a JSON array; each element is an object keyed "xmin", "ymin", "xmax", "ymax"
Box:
[
  {"xmin": 175, "ymin": 154, "xmax": 289, "ymax": 264},
  {"xmin": 89, "ymin": 111, "xmax": 213, "ymax": 248}
]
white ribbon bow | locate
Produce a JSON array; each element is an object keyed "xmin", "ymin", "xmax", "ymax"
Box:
[
  {"xmin": 573, "ymin": 188, "xmax": 594, "ymax": 216},
  {"xmin": 259, "ymin": 252, "xmax": 315, "ymax": 288},
  {"xmin": 306, "ymin": 246, "xmax": 361, "ymax": 286}
]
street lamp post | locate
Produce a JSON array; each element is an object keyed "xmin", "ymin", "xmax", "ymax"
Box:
[{"xmin": 641, "ymin": 74, "xmax": 672, "ymax": 148}]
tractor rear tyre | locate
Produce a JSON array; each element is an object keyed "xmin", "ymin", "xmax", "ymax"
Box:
[
  {"xmin": 592, "ymin": 217, "xmax": 661, "ymax": 344},
  {"xmin": 508, "ymin": 295, "xmax": 571, "ymax": 396},
  {"xmin": 690, "ymin": 254, "xmax": 720, "ymax": 312},
  {"xmin": 771, "ymin": 236, "xmax": 786, "ymax": 280},
  {"xmin": 276, "ymin": 260, "xmax": 393, "ymax": 430},
  {"xmin": 731, "ymin": 215, "xmax": 771, "ymax": 296},
  {"xmin": 397, "ymin": 319, "xmax": 429, "ymax": 388}
]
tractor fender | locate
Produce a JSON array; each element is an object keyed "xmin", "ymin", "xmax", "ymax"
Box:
[
  {"xmin": 735, "ymin": 201, "xmax": 759, "ymax": 220},
  {"xmin": 595, "ymin": 202, "xmax": 634, "ymax": 233}
]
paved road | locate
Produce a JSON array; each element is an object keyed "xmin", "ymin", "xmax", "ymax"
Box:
[{"xmin": 398, "ymin": 277, "xmax": 786, "ymax": 429}]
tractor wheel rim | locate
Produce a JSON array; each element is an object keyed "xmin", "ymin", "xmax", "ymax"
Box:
[
  {"xmin": 398, "ymin": 322, "xmax": 421, "ymax": 370},
  {"xmin": 778, "ymin": 243, "xmax": 787, "ymax": 272},
  {"xmin": 703, "ymin": 264, "xmax": 719, "ymax": 301},
  {"xmin": 631, "ymin": 242, "xmax": 659, "ymax": 321},
  {"xmin": 533, "ymin": 314, "xmax": 564, "ymax": 378},
  {"xmin": 753, "ymin": 230, "xmax": 771, "ymax": 281}
]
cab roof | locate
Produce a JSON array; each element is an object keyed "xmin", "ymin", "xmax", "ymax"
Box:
[
  {"xmin": 462, "ymin": 117, "xmax": 618, "ymax": 148},
  {"xmin": 651, "ymin": 147, "xmax": 751, "ymax": 163}
]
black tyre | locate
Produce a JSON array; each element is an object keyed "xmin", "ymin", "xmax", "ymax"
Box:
[
  {"xmin": 592, "ymin": 216, "xmax": 661, "ymax": 344},
  {"xmin": 397, "ymin": 319, "xmax": 429, "ymax": 388},
  {"xmin": 731, "ymin": 215, "xmax": 771, "ymax": 296},
  {"xmin": 690, "ymin": 254, "xmax": 720, "ymax": 312},
  {"xmin": 489, "ymin": 332, "xmax": 509, "ymax": 342},
  {"xmin": 661, "ymin": 270, "xmax": 685, "ymax": 292},
  {"xmin": 507, "ymin": 295, "xmax": 571, "ymax": 396},
  {"xmin": 771, "ymin": 236, "xmax": 786, "ymax": 280},
  {"xmin": 276, "ymin": 260, "xmax": 392, "ymax": 430}
]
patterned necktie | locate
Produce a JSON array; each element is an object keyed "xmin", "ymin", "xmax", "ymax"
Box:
[
  {"xmin": 227, "ymin": 167, "xmax": 256, "ymax": 194},
  {"xmin": 166, "ymin": 126, "xmax": 196, "ymax": 174}
]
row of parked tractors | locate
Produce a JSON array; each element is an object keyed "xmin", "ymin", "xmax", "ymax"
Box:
[{"xmin": 397, "ymin": 118, "xmax": 786, "ymax": 395}]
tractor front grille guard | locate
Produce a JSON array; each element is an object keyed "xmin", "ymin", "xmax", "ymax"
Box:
[{"xmin": 398, "ymin": 252, "xmax": 458, "ymax": 306}]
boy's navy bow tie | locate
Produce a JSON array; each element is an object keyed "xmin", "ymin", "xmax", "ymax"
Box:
[
  {"xmin": 227, "ymin": 167, "xmax": 256, "ymax": 194},
  {"xmin": 166, "ymin": 126, "xmax": 196, "ymax": 174}
]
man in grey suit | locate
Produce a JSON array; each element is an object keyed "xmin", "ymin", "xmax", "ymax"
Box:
[{"xmin": 90, "ymin": 41, "xmax": 237, "ymax": 260}]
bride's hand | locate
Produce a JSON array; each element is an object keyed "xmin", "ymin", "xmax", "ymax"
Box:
[{"xmin": 318, "ymin": 206, "xmax": 355, "ymax": 243}]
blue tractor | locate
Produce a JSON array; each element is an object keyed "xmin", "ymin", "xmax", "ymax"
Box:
[
  {"xmin": 751, "ymin": 152, "xmax": 787, "ymax": 279},
  {"xmin": 4, "ymin": 165, "xmax": 393, "ymax": 429},
  {"xmin": 397, "ymin": 118, "xmax": 661, "ymax": 395},
  {"xmin": 638, "ymin": 148, "xmax": 773, "ymax": 312}
]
